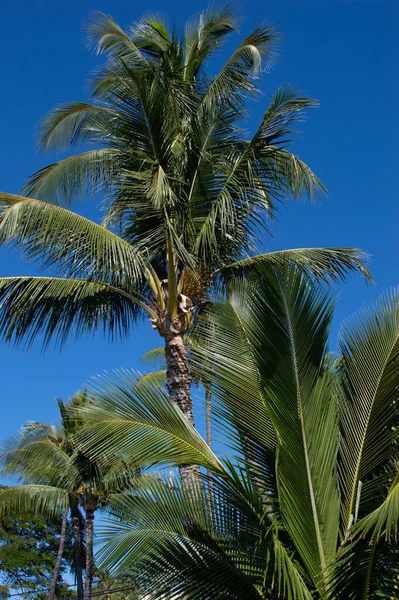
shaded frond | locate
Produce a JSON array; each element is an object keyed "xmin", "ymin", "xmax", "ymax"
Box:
[{"xmin": 0, "ymin": 276, "xmax": 147, "ymax": 350}]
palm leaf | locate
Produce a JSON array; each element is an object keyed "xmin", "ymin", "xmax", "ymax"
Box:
[
  {"xmin": 21, "ymin": 149, "xmax": 120, "ymax": 205},
  {"xmin": 219, "ymin": 247, "xmax": 372, "ymax": 284},
  {"xmin": 0, "ymin": 485, "xmax": 68, "ymax": 518},
  {"xmin": 338, "ymin": 288, "xmax": 399, "ymax": 535},
  {"xmin": 0, "ymin": 193, "xmax": 147, "ymax": 288},
  {"xmin": 78, "ymin": 370, "xmax": 224, "ymax": 473},
  {"xmin": 0, "ymin": 276, "xmax": 149, "ymax": 350}
]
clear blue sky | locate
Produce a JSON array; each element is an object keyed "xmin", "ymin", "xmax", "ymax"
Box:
[{"xmin": 0, "ymin": 0, "xmax": 398, "ymax": 444}]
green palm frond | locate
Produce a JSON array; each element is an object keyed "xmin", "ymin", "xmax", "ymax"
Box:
[
  {"xmin": 78, "ymin": 370, "xmax": 223, "ymax": 472},
  {"xmin": 354, "ymin": 466, "xmax": 399, "ymax": 540},
  {"xmin": 0, "ymin": 193, "xmax": 147, "ymax": 287},
  {"xmin": 195, "ymin": 267, "xmax": 340, "ymax": 590},
  {"xmin": 203, "ymin": 23, "xmax": 279, "ymax": 106},
  {"xmin": 36, "ymin": 102, "xmax": 118, "ymax": 152},
  {"xmin": 0, "ymin": 485, "xmax": 68, "ymax": 518},
  {"xmin": 97, "ymin": 471, "xmax": 312, "ymax": 599},
  {"xmin": 0, "ymin": 276, "xmax": 149, "ymax": 350},
  {"xmin": 84, "ymin": 11, "xmax": 150, "ymax": 66},
  {"xmin": 338, "ymin": 288, "xmax": 399, "ymax": 535},
  {"xmin": 192, "ymin": 291, "xmax": 277, "ymax": 496},
  {"xmin": 219, "ymin": 247, "xmax": 372, "ymax": 284},
  {"xmin": 140, "ymin": 346, "xmax": 166, "ymax": 368},
  {"xmin": 0, "ymin": 436, "xmax": 81, "ymax": 490},
  {"xmin": 183, "ymin": 4, "xmax": 239, "ymax": 82},
  {"xmin": 21, "ymin": 149, "xmax": 120, "ymax": 204}
]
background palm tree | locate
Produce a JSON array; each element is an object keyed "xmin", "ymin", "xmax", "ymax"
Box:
[
  {"xmin": 0, "ymin": 392, "xmax": 139, "ymax": 600},
  {"xmin": 74, "ymin": 268, "xmax": 399, "ymax": 598},
  {"xmin": 0, "ymin": 7, "xmax": 370, "ymax": 481}
]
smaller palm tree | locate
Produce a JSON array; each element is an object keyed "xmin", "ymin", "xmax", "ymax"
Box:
[
  {"xmin": 74, "ymin": 268, "xmax": 399, "ymax": 599},
  {"xmin": 0, "ymin": 392, "xmax": 139, "ymax": 600}
]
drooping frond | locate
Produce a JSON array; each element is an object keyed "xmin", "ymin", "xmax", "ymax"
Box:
[
  {"xmin": 0, "ymin": 485, "xmax": 68, "ymax": 518},
  {"xmin": 219, "ymin": 247, "xmax": 372, "ymax": 284},
  {"xmin": 0, "ymin": 277, "xmax": 147, "ymax": 350},
  {"xmin": 36, "ymin": 102, "xmax": 118, "ymax": 152}
]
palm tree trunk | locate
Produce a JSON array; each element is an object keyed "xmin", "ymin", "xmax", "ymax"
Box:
[
  {"xmin": 164, "ymin": 332, "xmax": 200, "ymax": 482},
  {"xmin": 47, "ymin": 508, "xmax": 68, "ymax": 600},
  {"xmin": 205, "ymin": 381, "xmax": 212, "ymax": 451},
  {"xmin": 71, "ymin": 504, "xmax": 84, "ymax": 600},
  {"xmin": 84, "ymin": 506, "xmax": 95, "ymax": 600},
  {"xmin": 204, "ymin": 381, "xmax": 214, "ymax": 515}
]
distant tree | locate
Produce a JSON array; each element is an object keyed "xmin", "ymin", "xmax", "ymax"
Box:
[
  {"xmin": 0, "ymin": 510, "xmax": 73, "ymax": 599},
  {"xmin": 0, "ymin": 393, "xmax": 139, "ymax": 600}
]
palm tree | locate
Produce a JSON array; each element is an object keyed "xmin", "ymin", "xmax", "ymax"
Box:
[
  {"xmin": 0, "ymin": 7, "xmax": 370, "ymax": 481},
  {"xmin": 0, "ymin": 392, "xmax": 139, "ymax": 600},
  {"xmin": 74, "ymin": 268, "xmax": 399, "ymax": 598}
]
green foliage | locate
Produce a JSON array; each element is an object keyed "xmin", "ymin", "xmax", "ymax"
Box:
[
  {"xmin": 75, "ymin": 272, "xmax": 399, "ymax": 598},
  {"xmin": 0, "ymin": 5, "xmax": 371, "ymax": 352},
  {"xmin": 0, "ymin": 511, "xmax": 72, "ymax": 599}
]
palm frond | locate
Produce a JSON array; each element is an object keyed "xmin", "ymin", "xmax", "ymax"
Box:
[
  {"xmin": 0, "ymin": 485, "xmax": 68, "ymax": 518},
  {"xmin": 183, "ymin": 4, "xmax": 239, "ymax": 82},
  {"xmin": 21, "ymin": 149, "xmax": 120, "ymax": 205},
  {"xmin": 0, "ymin": 193, "xmax": 147, "ymax": 288},
  {"xmin": 0, "ymin": 276, "xmax": 147, "ymax": 350},
  {"xmin": 36, "ymin": 102, "xmax": 117, "ymax": 152},
  {"xmin": 84, "ymin": 11, "xmax": 150, "ymax": 66},
  {"xmin": 338, "ymin": 288, "xmax": 399, "ymax": 534},
  {"xmin": 219, "ymin": 247, "xmax": 372, "ymax": 284},
  {"xmin": 78, "ymin": 370, "xmax": 223, "ymax": 473},
  {"xmin": 204, "ymin": 23, "xmax": 279, "ymax": 106}
]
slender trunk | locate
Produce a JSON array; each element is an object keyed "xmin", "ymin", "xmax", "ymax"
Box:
[
  {"xmin": 83, "ymin": 507, "xmax": 95, "ymax": 600},
  {"xmin": 47, "ymin": 508, "xmax": 68, "ymax": 600},
  {"xmin": 71, "ymin": 504, "xmax": 84, "ymax": 600},
  {"xmin": 205, "ymin": 381, "xmax": 212, "ymax": 451},
  {"xmin": 164, "ymin": 332, "xmax": 200, "ymax": 482}
]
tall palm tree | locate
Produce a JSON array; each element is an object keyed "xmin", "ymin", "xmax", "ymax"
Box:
[
  {"xmin": 74, "ymin": 269, "xmax": 399, "ymax": 598},
  {"xmin": 0, "ymin": 392, "xmax": 139, "ymax": 600},
  {"xmin": 0, "ymin": 7, "xmax": 370, "ymax": 481}
]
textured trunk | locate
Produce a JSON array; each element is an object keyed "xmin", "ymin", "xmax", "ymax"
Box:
[
  {"xmin": 205, "ymin": 382, "xmax": 212, "ymax": 451},
  {"xmin": 71, "ymin": 504, "xmax": 84, "ymax": 600},
  {"xmin": 83, "ymin": 507, "xmax": 95, "ymax": 600},
  {"xmin": 47, "ymin": 508, "xmax": 68, "ymax": 600},
  {"xmin": 164, "ymin": 332, "xmax": 200, "ymax": 482},
  {"xmin": 205, "ymin": 381, "xmax": 214, "ymax": 515}
]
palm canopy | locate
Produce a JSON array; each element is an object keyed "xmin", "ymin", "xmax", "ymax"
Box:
[
  {"xmin": 23, "ymin": 8, "xmax": 322, "ymax": 267},
  {"xmin": 75, "ymin": 267, "xmax": 399, "ymax": 599},
  {"xmin": 0, "ymin": 6, "xmax": 371, "ymax": 339},
  {"xmin": 0, "ymin": 391, "xmax": 138, "ymax": 515}
]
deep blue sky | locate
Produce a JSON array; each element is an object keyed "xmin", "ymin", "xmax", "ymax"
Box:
[{"xmin": 0, "ymin": 0, "xmax": 398, "ymax": 444}]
